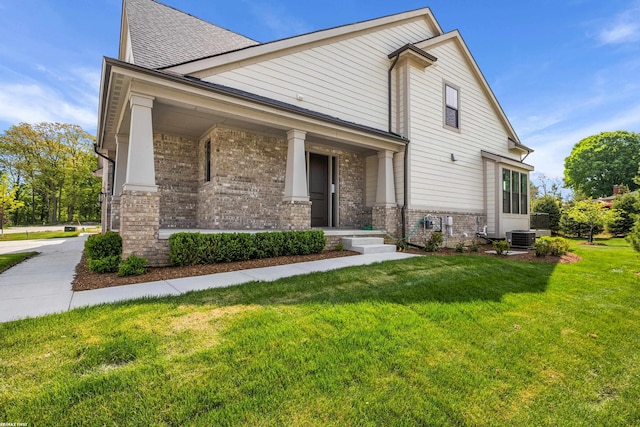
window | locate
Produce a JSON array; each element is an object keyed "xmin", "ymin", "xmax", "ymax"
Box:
[
  {"xmin": 445, "ymin": 84, "xmax": 459, "ymax": 129},
  {"xmin": 205, "ymin": 139, "xmax": 211, "ymax": 182},
  {"xmin": 502, "ymin": 168, "xmax": 528, "ymax": 214}
]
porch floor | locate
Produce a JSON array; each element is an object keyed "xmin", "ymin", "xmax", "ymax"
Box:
[{"xmin": 158, "ymin": 228, "xmax": 385, "ymax": 240}]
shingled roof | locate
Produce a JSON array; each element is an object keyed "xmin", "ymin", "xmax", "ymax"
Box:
[{"xmin": 125, "ymin": 0, "xmax": 259, "ymax": 69}]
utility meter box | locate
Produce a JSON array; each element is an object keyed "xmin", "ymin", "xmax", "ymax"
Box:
[{"xmin": 445, "ymin": 216, "xmax": 453, "ymax": 226}]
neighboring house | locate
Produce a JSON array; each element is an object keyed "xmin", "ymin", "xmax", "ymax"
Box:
[{"xmin": 97, "ymin": 0, "xmax": 534, "ymax": 265}]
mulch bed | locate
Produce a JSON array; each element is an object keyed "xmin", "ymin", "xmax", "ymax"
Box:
[
  {"xmin": 72, "ymin": 250, "xmax": 360, "ymax": 291},
  {"xmin": 73, "ymin": 243, "xmax": 582, "ymax": 291}
]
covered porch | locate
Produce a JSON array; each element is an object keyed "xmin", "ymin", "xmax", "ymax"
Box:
[{"xmin": 97, "ymin": 59, "xmax": 407, "ymax": 265}]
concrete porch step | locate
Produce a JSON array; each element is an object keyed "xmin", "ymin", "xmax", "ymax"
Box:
[
  {"xmin": 341, "ymin": 237, "xmax": 384, "ymax": 250},
  {"xmin": 341, "ymin": 237, "xmax": 396, "ymax": 254},
  {"xmin": 351, "ymin": 244, "xmax": 397, "ymax": 254}
]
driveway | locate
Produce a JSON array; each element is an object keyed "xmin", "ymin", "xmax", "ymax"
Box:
[{"xmin": 0, "ymin": 235, "xmax": 87, "ymax": 322}]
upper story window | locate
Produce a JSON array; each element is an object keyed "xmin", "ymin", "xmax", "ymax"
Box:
[
  {"xmin": 502, "ymin": 168, "xmax": 528, "ymax": 214},
  {"xmin": 445, "ymin": 83, "xmax": 459, "ymax": 129}
]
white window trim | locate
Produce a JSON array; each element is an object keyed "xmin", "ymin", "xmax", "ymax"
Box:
[{"xmin": 443, "ymin": 81, "xmax": 461, "ymax": 132}]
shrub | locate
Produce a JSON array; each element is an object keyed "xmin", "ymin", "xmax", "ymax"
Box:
[
  {"xmin": 169, "ymin": 230, "xmax": 326, "ymax": 266},
  {"xmin": 608, "ymin": 193, "xmax": 640, "ymax": 237},
  {"xmin": 118, "ymin": 255, "xmax": 148, "ymax": 277},
  {"xmin": 335, "ymin": 242, "xmax": 345, "ymax": 251},
  {"xmin": 85, "ymin": 231, "xmax": 122, "ymax": 259},
  {"xmin": 88, "ymin": 255, "xmax": 121, "ymax": 273},
  {"xmin": 424, "ymin": 232, "xmax": 443, "ymax": 252},
  {"xmin": 454, "ymin": 241, "xmax": 465, "ymax": 253},
  {"xmin": 470, "ymin": 240, "xmax": 479, "ymax": 252},
  {"xmin": 627, "ymin": 220, "xmax": 640, "ymax": 253},
  {"xmin": 534, "ymin": 236, "xmax": 571, "ymax": 257},
  {"xmin": 492, "ymin": 240, "xmax": 510, "ymax": 255},
  {"xmin": 531, "ymin": 196, "xmax": 562, "ymax": 232}
]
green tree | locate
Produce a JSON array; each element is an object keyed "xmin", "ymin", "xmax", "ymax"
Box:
[
  {"xmin": 564, "ymin": 131, "xmax": 640, "ymax": 198},
  {"xmin": 627, "ymin": 220, "xmax": 640, "ymax": 253},
  {"xmin": 607, "ymin": 193, "xmax": 640, "ymax": 237},
  {"xmin": 0, "ymin": 173, "xmax": 24, "ymax": 232},
  {"xmin": 531, "ymin": 196, "xmax": 562, "ymax": 232},
  {"xmin": 0, "ymin": 122, "xmax": 99, "ymax": 224},
  {"xmin": 564, "ymin": 200, "xmax": 618, "ymax": 243}
]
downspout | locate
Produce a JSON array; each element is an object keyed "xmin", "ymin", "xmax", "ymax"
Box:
[
  {"xmin": 388, "ymin": 53, "xmax": 411, "ymax": 242},
  {"xmin": 93, "ymin": 143, "xmax": 116, "ymax": 196}
]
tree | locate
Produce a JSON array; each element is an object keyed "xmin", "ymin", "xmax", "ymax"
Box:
[
  {"xmin": 0, "ymin": 122, "xmax": 99, "ymax": 224},
  {"xmin": 531, "ymin": 196, "xmax": 562, "ymax": 232},
  {"xmin": 564, "ymin": 200, "xmax": 618, "ymax": 243},
  {"xmin": 627, "ymin": 220, "xmax": 640, "ymax": 253},
  {"xmin": 564, "ymin": 131, "xmax": 640, "ymax": 198},
  {"xmin": 607, "ymin": 193, "xmax": 640, "ymax": 237},
  {"xmin": 0, "ymin": 173, "xmax": 24, "ymax": 232}
]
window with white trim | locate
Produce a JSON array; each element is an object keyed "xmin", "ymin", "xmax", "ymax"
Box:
[
  {"xmin": 502, "ymin": 168, "xmax": 528, "ymax": 214},
  {"xmin": 445, "ymin": 84, "xmax": 459, "ymax": 129}
]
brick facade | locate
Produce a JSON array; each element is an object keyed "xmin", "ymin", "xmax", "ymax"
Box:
[
  {"xmin": 279, "ymin": 200, "xmax": 311, "ymax": 230},
  {"xmin": 404, "ymin": 209, "xmax": 485, "ymax": 248},
  {"xmin": 372, "ymin": 206, "xmax": 400, "ymax": 241},
  {"xmin": 154, "ymin": 133, "xmax": 199, "ymax": 228},
  {"xmin": 119, "ymin": 190, "xmax": 166, "ymax": 266},
  {"xmin": 110, "ymin": 197, "xmax": 120, "ymax": 231},
  {"xmin": 197, "ymin": 127, "xmax": 287, "ymax": 229}
]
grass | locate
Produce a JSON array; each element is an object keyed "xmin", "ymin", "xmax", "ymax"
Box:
[
  {"xmin": 0, "ymin": 230, "xmax": 80, "ymax": 241},
  {"xmin": 1, "ymin": 239, "xmax": 639, "ymax": 425},
  {"xmin": 0, "ymin": 252, "xmax": 38, "ymax": 273}
]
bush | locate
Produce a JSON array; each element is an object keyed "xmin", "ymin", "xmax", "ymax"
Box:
[
  {"xmin": 118, "ymin": 255, "xmax": 148, "ymax": 277},
  {"xmin": 608, "ymin": 193, "xmax": 640, "ymax": 237},
  {"xmin": 531, "ymin": 196, "xmax": 562, "ymax": 232},
  {"xmin": 169, "ymin": 230, "xmax": 326, "ymax": 266},
  {"xmin": 88, "ymin": 255, "xmax": 121, "ymax": 273},
  {"xmin": 424, "ymin": 232, "xmax": 443, "ymax": 252},
  {"xmin": 85, "ymin": 231, "xmax": 122, "ymax": 259},
  {"xmin": 454, "ymin": 241, "xmax": 465, "ymax": 253},
  {"xmin": 627, "ymin": 220, "xmax": 640, "ymax": 253},
  {"xmin": 470, "ymin": 240, "xmax": 479, "ymax": 252},
  {"xmin": 560, "ymin": 213, "xmax": 603, "ymax": 238},
  {"xmin": 335, "ymin": 242, "xmax": 345, "ymax": 251},
  {"xmin": 492, "ymin": 240, "xmax": 510, "ymax": 255},
  {"xmin": 535, "ymin": 236, "xmax": 571, "ymax": 257}
]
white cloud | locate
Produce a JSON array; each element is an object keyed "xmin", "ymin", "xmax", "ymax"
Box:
[
  {"xmin": 0, "ymin": 82, "xmax": 97, "ymax": 130},
  {"xmin": 595, "ymin": 4, "xmax": 640, "ymax": 45}
]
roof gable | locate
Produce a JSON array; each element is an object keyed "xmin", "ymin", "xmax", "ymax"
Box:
[
  {"xmin": 122, "ymin": 0, "xmax": 258, "ymax": 69},
  {"xmin": 165, "ymin": 7, "xmax": 443, "ymax": 76},
  {"xmin": 416, "ymin": 30, "xmax": 529, "ymax": 149}
]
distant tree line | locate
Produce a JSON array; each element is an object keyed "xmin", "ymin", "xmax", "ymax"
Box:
[{"xmin": 0, "ymin": 122, "xmax": 101, "ymax": 226}]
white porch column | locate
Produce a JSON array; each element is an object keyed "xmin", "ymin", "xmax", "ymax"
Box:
[
  {"xmin": 283, "ymin": 129, "xmax": 308, "ymax": 202},
  {"xmin": 376, "ymin": 150, "xmax": 396, "ymax": 206},
  {"xmin": 113, "ymin": 134, "xmax": 129, "ymax": 197},
  {"xmin": 123, "ymin": 93, "xmax": 157, "ymax": 192}
]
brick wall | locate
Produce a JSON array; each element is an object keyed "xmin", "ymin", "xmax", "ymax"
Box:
[
  {"xmin": 404, "ymin": 209, "xmax": 485, "ymax": 247},
  {"xmin": 197, "ymin": 127, "xmax": 287, "ymax": 229},
  {"xmin": 154, "ymin": 133, "xmax": 198, "ymax": 228},
  {"xmin": 120, "ymin": 191, "xmax": 166, "ymax": 266}
]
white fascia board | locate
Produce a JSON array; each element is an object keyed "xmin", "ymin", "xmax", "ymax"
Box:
[
  {"xmin": 108, "ymin": 64, "xmax": 406, "ymax": 152},
  {"xmin": 416, "ymin": 31, "xmax": 522, "ymax": 144},
  {"xmin": 166, "ymin": 8, "xmax": 442, "ymax": 76},
  {"xmin": 481, "ymin": 150, "xmax": 534, "ymax": 171}
]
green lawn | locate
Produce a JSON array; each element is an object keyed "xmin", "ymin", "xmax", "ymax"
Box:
[
  {"xmin": 0, "ymin": 230, "xmax": 80, "ymax": 241},
  {"xmin": 1, "ymin": 239, "xmax": 639, "ymax": 425},
  {"xmin": 0, "ymin": 252, "xmax": 38, "ymax": 273}
]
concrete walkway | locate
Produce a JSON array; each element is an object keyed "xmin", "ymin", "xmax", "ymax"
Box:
[{"xmin": 0, "ymin": 236, "xmax": 416, "ymax": 323}]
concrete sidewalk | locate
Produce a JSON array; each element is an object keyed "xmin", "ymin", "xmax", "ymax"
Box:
[{"xmin": 0, "ymin": 236, "xmax": 416, "ymax": 323}]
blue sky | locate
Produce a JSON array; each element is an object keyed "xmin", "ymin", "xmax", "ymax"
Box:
[{"xmin": 1, "ymin": 0, "xmax": 639, "ymax": 188}]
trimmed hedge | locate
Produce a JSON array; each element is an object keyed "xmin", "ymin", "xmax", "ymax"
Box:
[
  {"xmin": 85, "ymin": 232, "xmax": 122, "ymax": 273},
  {"xmin": 85, "ymin": 231, "xmax": 122, "ymax": 260},
  {"xmin": 169, "ymin": 230, "xmax": 326, "ymax": 266}
]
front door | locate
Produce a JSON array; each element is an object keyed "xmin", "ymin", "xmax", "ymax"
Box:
[{"xmin": 309, "ymin": 153, "xmax": 329, "ymax": 227}]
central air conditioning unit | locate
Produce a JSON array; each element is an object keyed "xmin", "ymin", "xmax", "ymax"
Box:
[{"xmin": 506, "ymin": 230, "xmax": 536, "ymax": 248}]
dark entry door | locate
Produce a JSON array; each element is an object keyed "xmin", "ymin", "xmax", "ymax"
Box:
[{"xmin": 309, "ymin": 153, "xmax": 329, "ymax": 227}]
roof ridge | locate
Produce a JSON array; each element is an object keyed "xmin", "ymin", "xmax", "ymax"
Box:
[
  {"xmin": 142, "ymin": 0, "xmax": 259, "ymax": 43},
  {"xmin": 160, "ymin": 6, "xmax": 438, "ymax": 70}
]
